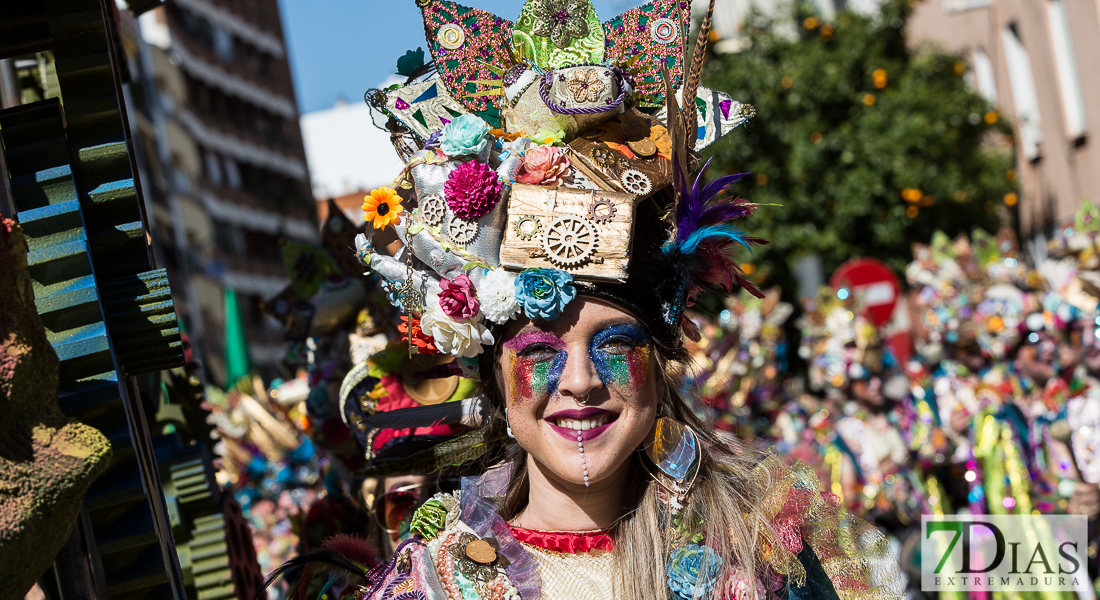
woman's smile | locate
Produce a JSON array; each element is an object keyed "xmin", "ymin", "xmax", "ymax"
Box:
[{"xmin": 545, "ymin": 407, "xmax": 620, "ymax": 441}]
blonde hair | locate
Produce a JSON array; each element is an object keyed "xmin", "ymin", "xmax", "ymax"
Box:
[{"xmin": 481, "ymin": 334, "xmax": 779, "ymax": 600}]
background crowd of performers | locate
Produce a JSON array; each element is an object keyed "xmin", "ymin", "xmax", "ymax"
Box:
[
  {"xmin": 193, "ymin": 200, "xmax": 1100, "ymax": 598},
  {"xmin": 693, "ymin": 201, "xmax": 1100, "ymax": 596}
]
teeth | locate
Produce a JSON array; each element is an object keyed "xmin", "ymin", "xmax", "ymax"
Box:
[{"xmin": 555, "ymin": 415, "xmax": 611, "ymax": 430}]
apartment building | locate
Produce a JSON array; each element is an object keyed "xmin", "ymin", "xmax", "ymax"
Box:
[
  {"xmin": 907, "ymin": 0, "xmax": 1100, "ymax": 234},
  {"xmin": 131, "ymin": 0, "xmax": 316, "ymax": 384}
]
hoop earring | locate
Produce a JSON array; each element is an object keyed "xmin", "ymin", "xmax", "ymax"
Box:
[{"xmin": 505, "ymin": 409, "xmax": 514, "ymax": 438}]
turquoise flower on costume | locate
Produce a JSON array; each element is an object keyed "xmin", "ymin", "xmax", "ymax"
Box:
[
  {"xmin": 514, "ymin": 268, "xmax": 576, "ymax": 320},
  {"xmin": 396, "ymin": 47, "xmax": 425, "ymax": 76},
  {"xmin": 440, "ymin": 114, "xmax": 491, "ymax": 157},
  {"xmin": 667, "ymin": 544, "xmax": 722, "ymax": 600}
]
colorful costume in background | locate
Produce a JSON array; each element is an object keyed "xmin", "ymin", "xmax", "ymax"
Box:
[{"xmin": 682, "ymin": 288, "xmax": 793, "ymax": 445}]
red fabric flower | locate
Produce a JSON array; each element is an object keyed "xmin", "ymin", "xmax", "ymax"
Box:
[
  {"xmin": 438, "ymin": 274, "xmax": 480, "ymax": 320},
  {"xmin": 398, "ymin": 316, "xmax": 440, "ymax": 354},
  {"xmin": 444, "ymin": 160, "xmax": 502, "ymax": 219}
]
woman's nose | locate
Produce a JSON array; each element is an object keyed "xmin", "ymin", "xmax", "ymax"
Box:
[{"xmin": 555, "ymin": 345, "xmax": 603, "ymax": 402}]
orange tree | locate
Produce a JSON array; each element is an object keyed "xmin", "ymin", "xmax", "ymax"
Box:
[{"xmin": 701, "ymin": 0, "xmax": 1017, "ymax": 295}]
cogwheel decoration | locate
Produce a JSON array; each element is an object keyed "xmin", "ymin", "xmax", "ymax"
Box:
[
  {"xmin": 587, "ymin": 198, "xmax": 617, "ymax": 225},
  {"xmin": 513, "ymin": 214, "xmax": 542, "ymax": 241},
  {"xmin": 620, "ymin": 170, "xmax": 653, "ymax": 196},
  {"xmin": 420, "ymin": 194, "xmax": 446, "ymax": 227},
  {"xmin": 541, "ymin": 215, "xmax": 598, "ymax": 267},
  {"xmin": 447, "ymin": 216, "xmax": 479, "ymax": 246}
]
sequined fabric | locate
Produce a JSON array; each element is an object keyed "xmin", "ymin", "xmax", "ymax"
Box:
[
  {"xmin": 601, "ymin": 0, "xmax": 689, "ymax": 108},
  {"xmin": 508, "ymin": 527, "xmax": 615, "ymax": 553},
  {"xmin": 419, "ymin": 0, "xmax": 516, "ymax": 124}
]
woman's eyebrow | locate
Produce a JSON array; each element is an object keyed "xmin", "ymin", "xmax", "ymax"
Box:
[
  {"xmin": 590, "ymin": 319, "xmax": 647, "ymax": 337},
  {"xmin": 503, "ymin": 330, "xmax": 566, "ymax": 351}
]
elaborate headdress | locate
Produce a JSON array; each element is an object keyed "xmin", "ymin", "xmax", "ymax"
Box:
[
  {"xmin": 357, "ymin": 0, "xmax": 762, "ymax": 362},
  {"xmin": 1042, "ymin": 200, "xmax": 1100, "ymax": 323},
  {"xmin": 340, "ymin": 0, "xmax": 765, "ymax": 472},
  {"xmin": 907, "ymin": 228, "xmax": 1029, "ymax": 359}
]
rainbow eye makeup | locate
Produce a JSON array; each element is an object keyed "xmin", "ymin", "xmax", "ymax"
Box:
[
  {"xmin": 590, "ymin": 322, "xmax": 652, "ymax": 390},
  {"xmin": 504, "ymin": 332, "xmax": 567, "ymax": 402}
]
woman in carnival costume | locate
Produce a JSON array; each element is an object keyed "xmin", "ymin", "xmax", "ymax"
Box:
[
  {"xmin": 905, "ymin": 229, "xmax": 1022, "ymax": 518},
  {"xmin": 265, "ymin": 1, "xmax": 905, "ymax": 599}
]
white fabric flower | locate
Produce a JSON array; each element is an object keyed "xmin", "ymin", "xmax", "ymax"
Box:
[
  {"xmin": 476, "ymin": 268, "xmax": 520, "ymax": 324},
  {"xmin": 420, "ymin": 307, "xmax": 494, "ymax": 357}
]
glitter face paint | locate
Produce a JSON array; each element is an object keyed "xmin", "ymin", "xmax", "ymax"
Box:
[
  {"xmin": 590, "ymin": 322, "xmax": 652, "ymax": 391},
  {"xmin": 503, "ymin": 331, "xmax": 567, "ymax": 402}
]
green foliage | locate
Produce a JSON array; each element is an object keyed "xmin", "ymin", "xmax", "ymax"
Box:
[{"xmin": 701, "ymin": 0, "xmax": 1018, "ymax": 295}]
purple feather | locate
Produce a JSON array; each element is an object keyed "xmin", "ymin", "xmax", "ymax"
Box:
[{"xmin": 674, "ymin": 157, "xmax": 751, "ymax": 244}]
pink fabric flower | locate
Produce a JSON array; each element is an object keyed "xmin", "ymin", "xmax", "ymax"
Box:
[
  {"xmin": 444, "ymin": 161, "xmax": 502, "ymax": 219},
  {"xmin": 723, "ymin": 571, "xmax": 768, "ymax": 600},
  {"xmin": 438, "ymin": 274, "xmax": 480, "ymax": 320},
  {"xmin": 515, "ymin": 145, "xmax": 571, "ymax": 186}
]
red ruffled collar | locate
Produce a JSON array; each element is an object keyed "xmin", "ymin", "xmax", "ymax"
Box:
[{"xmin": 508, "ymin": 526, "xmax": 615, "ymax": 553}]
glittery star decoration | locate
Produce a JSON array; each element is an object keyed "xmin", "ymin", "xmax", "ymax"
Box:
[
  {"xmin": 418, "ymin": 0, "xmax": 518, "ymax": 127},
  {"xmin": 602, "ymin": 0, "xmax": 690, "ymax": 108}
]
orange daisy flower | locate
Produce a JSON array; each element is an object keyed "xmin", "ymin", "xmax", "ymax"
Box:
[{"xmin": 362, "ymin": 187, "xmax": 404, "ymax": 230}]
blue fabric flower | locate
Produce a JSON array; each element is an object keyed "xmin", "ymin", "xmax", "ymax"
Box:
[
  {"xmin": 514, "ymin": 268, "xmax": 576, "ymax": 321},
  {"xmin": 440, "ymin": 114, "xmax": 490, "ymax": 157},
  {"xmin": 667, "ymin": 544, "xmax": 723, "ymax": 600}
]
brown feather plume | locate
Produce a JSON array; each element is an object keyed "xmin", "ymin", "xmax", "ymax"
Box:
[{"xmin": 681, "ymin": 0, "xmax": 718, "ymax": 146}]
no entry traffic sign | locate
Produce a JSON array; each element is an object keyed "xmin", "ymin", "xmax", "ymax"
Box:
[{"xmin": 829, "ymin": 258, "xmax": 900, "ymax": 327}]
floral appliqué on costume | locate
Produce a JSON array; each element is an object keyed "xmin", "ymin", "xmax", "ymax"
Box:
[
  {"xmin": 667, "ymin": 543, "xmax": 722, "ymax": 600},
  {"xmin": 566, "ymin": 69, "xmax": 605, "ymax": 104},
  {"xmin": 514, "ymin": 268, "xmax": 577, "ymax": 320},
  {"xmin": 362, "ymin": 187, "xmax": 404, "ymax": 230},
  {"xmin": 530, "ymin": 0, "xmax": 590, "ymax": 48}
]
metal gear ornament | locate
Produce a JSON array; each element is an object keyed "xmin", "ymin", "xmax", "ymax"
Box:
[
  {"xmin": 513, "ymin": 214, "xmax": 542, "ymax": 241},
  {"xmin": 420, "ymin": 194, "xmax": 446, "ymax": 227},
  {"xmin": 447, "ymin": 216, "xmax": 479, "ymax": 246},
  {"xmin": 620, "ymin": 169, "xmax": 652, "ymax": 195},
  {"xmin": 587, "ymin": 198, "xmax": 617, "ymax": 225},
  {"xmin": 541, "ymin": 215, "xmax": 598, "ymax": 267}
]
